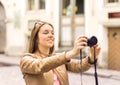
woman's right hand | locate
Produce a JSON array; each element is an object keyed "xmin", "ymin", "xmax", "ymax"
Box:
[
  {"xmin": 66, "ymin": 35, "xmax": 87, "ymax": 59},
  {"xmin": 72, "ymin": 35, "xmax": 87, "ymax": 56}
]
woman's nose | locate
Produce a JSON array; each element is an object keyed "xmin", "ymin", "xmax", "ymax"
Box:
[{"xmin": 48, "ymin": 33, "xmax": 53, "ymax": 37}]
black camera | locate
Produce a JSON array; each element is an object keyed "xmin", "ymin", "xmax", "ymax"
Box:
[{"xmin": 87, "ymin": 36, "xmax": 98, "ymax": 47}]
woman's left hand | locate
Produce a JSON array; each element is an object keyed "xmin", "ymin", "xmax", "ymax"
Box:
[{"xmin": 89, "ymin": 44, "xmax": 101, "ymax": 62}]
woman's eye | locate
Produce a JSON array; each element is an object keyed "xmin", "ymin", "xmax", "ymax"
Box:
[
  {"xmin": 52, "ymin": 32, "xmax": 54, "ymax": 35},
  {"xmin": 43, "ymin": 31, "xmax": 48, "ymax": 34},
  {"xmin": 43, "ymin": 31, "xmax": 54, "ymax": 35}
]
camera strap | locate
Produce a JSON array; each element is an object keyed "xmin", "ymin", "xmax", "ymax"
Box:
[
  {"xmin": 93, "ymin": 47, "xmax": 98, "ymax": 85},
  {"xmin": 80, "ymin": 50, "xmax": 83, "ymax": 85},
  {"xmin": 80, "ymin": 47, "xmax": 98, "ymax": 85}
]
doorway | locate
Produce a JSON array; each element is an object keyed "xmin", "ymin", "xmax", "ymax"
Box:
[
  {"xmin": 108, "ymin": 27, "xmax": 120, "ymax": 70},
  {"xmin": 59, "ymin": 0, "xmax": 84, "ymax": 47}
]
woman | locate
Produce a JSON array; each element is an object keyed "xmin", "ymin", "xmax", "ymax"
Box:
[{"xmin": 20, "ymin": 20, "xmax": 101, "ymax": 85}]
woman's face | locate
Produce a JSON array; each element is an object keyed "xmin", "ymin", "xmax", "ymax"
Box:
[{"xmin": 38, "ymin": 24, "xmax": 55, "ymax": 48}]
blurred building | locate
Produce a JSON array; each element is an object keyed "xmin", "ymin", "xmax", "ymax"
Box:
[
  {"xmin": 0, "ymin": 0, "xmax": 120, "ymax": 71},
  {"xmin": 87, "ymin": 0, "xmax": 120, "ymax": 71},
  {"xmin": 0, "ymin": 0, "xmax": 58, "ymax": 56}
]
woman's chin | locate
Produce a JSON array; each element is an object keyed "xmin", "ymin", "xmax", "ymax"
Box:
[{"xmin": 46, "ymin": 44, "xmax": 54, "ymax": 48}]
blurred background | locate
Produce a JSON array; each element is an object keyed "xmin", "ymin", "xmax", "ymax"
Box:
[{"xmin": 0, "ymin": 0, "xmax": 120, "ymax": 85}]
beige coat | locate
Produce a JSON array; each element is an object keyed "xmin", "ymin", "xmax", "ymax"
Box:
[{"xmin": 20, "ymin": 52, "xmax": 91, "ymax": 85}]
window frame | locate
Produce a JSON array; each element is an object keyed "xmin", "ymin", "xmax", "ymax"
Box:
[
  {"xmin": 27, "ymin": 0, "xmax": 46, "ymax": 11},
  {"xmin": 27, "ymin": 0, "xmax": 35, "ymax": 11},
  {"xmin": 107, "ymin": 0, "xmax": 119, "ymax": 3},
  {"xmin": 38, "ymin": 0, "xmax": 46, "ymax": 9},
  {"xmin": 104, "ymin": 0, "xmax": 120, "ymax": 6},
  {"xmin": 62, "ymin": 0, "xmax": 84, "ymax": 16}
]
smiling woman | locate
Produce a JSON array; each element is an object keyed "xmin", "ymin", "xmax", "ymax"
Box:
[
  {"xmin": 20, "ymin": 20, "xmax": 101, "ymax": 85},
  {"xmin": 28, "ymin": 21, "xmax": 54, "ymax": 55}
]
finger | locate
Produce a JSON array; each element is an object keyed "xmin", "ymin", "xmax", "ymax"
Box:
[
  {"xmin": 78, "ymin": 46, "xmax": 86, "ymax": 50},
  {"xmin": 90, "ymin": 45, "xmax": 100, "ymax": 52},
  {"xmin": 77, "ymin": 37, "xmax": 87, "ymax": 43},
  {"xmin": 77, "ymin": 35, "xmax": 87, "ymax": 40},
  {"xmin": 90, "ymin": 45, "xmax": 101, "ymax": 58},
  {"xmin": 77, "ymin": 42, "xmax": 87, "ymax": 47}
]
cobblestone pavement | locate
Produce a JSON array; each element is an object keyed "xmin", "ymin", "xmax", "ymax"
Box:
[{"xmin": 0, "ymin": 66, "xmax": 120, "ymax": 85}]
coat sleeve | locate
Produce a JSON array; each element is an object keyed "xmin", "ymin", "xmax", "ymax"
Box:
[
  {"xmin": 20, "ymin": 52, "xmax": 68, "ymax": 74},
  {"xmin": 65, "ymin": 57, "xmax": 92, "ymax": 73}
]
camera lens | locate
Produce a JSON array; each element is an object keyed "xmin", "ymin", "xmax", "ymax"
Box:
[{"xmin": 87, "ymin": 36, "xmax": 98, "ymax": 47}]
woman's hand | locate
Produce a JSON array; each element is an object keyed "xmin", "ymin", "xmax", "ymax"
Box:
[
  {"xmin": 89, "ymin": 44, "xmax": 101, "ymax": 62},
  {"xmin": 72, "ymin": 35, "xmax": 88, "ymax": 57},
  {"xmin": 66, "ymin": 35, "xmax": 101, "ymax": 61},
  {"xmin": 66, "ymin": 35, "xmax": 87, "ymax": 60}
]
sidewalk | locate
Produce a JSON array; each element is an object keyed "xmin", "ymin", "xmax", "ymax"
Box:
[
  {"xmin": 84, "ymin": 67, "xmax": 120, "ymax": 80},
  {"xmin": 0, "ymin": 54, "xmax": 20, "ymax": 66},
  {"xmin": 0, "ymin": 54, "xmax": 120, "ymax": 80}
]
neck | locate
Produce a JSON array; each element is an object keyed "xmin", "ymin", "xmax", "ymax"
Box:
[{"xmin": 37, "ymin": 46, "xmax": 50, "ymax": 57}]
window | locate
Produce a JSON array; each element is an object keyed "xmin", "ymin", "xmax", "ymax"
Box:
[
  {"xmin": 38, "ymin": 0, "xmax": 45, "ymax": 9},
  {"xmin": 28, "ymin": 0, "xmax": 35, "ymax": 10},
  {"xmin": 104, "ymin": 0, "xmax": 119, "ymax": 6},
  {"xmin": 62, "ymin": 0, "xmax": 84, "ymax": 16},
  {"xmin": 76, "ymin": 0, "xmax": 84, "ymax": 14},
  {"xmin": 107, "ymin": 0, "xmax": 119, "ymax": 3},
  {"xmin": 27, "ymin": 0, "xmax": 45, "ymax": 11},
  {"xmin": 62, "ymin": 0, "xmax": 70, "ymax": 16}
]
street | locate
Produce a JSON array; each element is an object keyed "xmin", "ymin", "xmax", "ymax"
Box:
[
  {"xmin": 0, "ymin": 66, "xmax": 25, "ymax": 85},
  {"xmin": 68, "ymin": 71, "xmax": 120, "ymax": 85},
  {"xmin": 0, "ymin": 65, "xmax": 120, "ymax": 85}
]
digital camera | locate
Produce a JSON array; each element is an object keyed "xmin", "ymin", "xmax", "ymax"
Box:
[{"xmin": 87, "ymin": 36, "xmax": 98, "ymax": 47}]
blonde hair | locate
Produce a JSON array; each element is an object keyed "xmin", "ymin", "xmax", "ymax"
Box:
[{"xmin": 28, "ymin": 20, "xmax": 54, "ymax": 55}]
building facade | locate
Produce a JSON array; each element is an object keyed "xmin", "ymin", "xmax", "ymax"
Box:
[
  {"xmin": 0, "ymin": 0, "xmax": 120, "ymax": 70},
  {"xmin": 0, "ymin": 0, "xmax": 60, "ymax": 56},
  {"xmin": 85, "ymin": 0, "xmax": 120, "ymax": 70}
]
